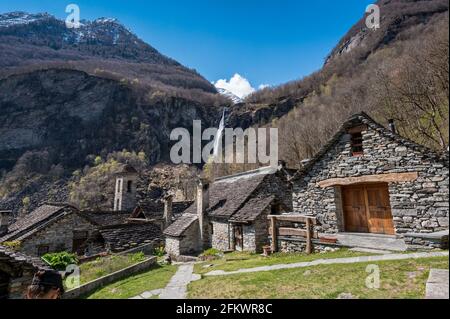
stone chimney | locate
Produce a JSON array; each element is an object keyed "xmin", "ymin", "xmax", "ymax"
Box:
[
  {"xmin": 0, "ymin": 211, "xmax": 12, "ymax": 237},
  {"xmin": 388, "ymin": 119, "xmax": 397, "ymax": 134},
  {"xmin": 163, "ymin": 194, "xmax": 173, "ymax": 228},
  {"xmin": 197, "ymin": 178, "xmax": 210, "ymax": 248}
]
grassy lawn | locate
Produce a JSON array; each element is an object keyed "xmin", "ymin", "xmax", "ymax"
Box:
[
  {"xmin": 188, "ymin": 257, "xmax": 449, "ymax": 299},
  {"xmin": 86, "ymin": 264, "xmax": 177, "ymax": 299},
  {"xmin": 77, "ymin": 253, "xmax": 147, "ymax": 285},
  {"xmin": 194, "ymin": 249, "xmax": 374, "ymax": 275}
]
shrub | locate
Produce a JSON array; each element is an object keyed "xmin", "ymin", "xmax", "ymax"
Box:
[
  {"xmin": 153, "ymin": 246, "xmax": 165, "ymax": 257},
  {"xmin": 130, "ymin": 252, "xmax": 146, "ymax": 263},
  {"xmin": 42, "ymin": 252, "xmax": 79, "ymax": 271},
  {"xmin": 201, "ymin": 248, "xmax": 222, "ymax": 257},
  {"xmin": 1, "ymin": 241, "xmax": 22, "ymax": 251}
]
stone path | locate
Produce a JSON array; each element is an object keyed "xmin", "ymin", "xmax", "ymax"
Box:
[
  {"xmin": 130, "ymin": 263, "xmax": 198, "ymax": 299},
  {"xmin": 204, "ymin": 251, "xmax": 449, "ymax": 277},
  {"xmin": 349, "ymin": 247, "xmax": 394, "ymax": 255},
  {"xmin": 159, "ymin": 263, "xmax": 196, "ymax": 299},
  {"xmin": 425, "ymin": 269, "xmax": 449, "ymax": 299}
]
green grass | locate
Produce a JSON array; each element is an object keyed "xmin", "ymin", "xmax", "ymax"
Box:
[
  {"xmin": 194, "ymin": 249, "xmax": 373, "ymax": 275},
  {"xmin": 76, "ymin": 253, "xmax": 147, "ymax": 285},
  {"xmin": 86, "ymin": 264, "xmax": 178, "ymax": 299},
  {"xmin": 188, "ymin": 257, "xmax": 449, "ymax": 299}
]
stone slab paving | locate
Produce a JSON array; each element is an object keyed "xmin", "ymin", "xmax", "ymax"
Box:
[
  {"xmin": 159, "ymin": 263, "xmax": 195, "ymax": 299},
  {"xmin": 129, "ymin": 264, "xmax": 196, "ymax": 300},
  {"xmin": 426, "ymin": 269, "xmax": 449, "ymax": 299},
  {"xmin": 204, "ymin": 251, "xmax": 449, "ymax": 277},
  {"xmin": 129, "ymin": 289, "xmax": 162, "ymax": 299},
  {"xmin": 349, "ymin": 247, "xmax": 394, "ymax": 255}
]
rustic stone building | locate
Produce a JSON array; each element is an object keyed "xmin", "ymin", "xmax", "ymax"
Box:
[
  {"xmin": 0, "ymin": 245, "xmax": 49, "ymax": 299},
  {"xmin": 291, "ymin": 112, "xmax": 449, "ymax": 251},
  {"xmin": 0, "ymin": 204, "xmax": 97, "ymax": 256},
  {"xmin": 164, "ymin": 166, "xmax": 292, "ymax": 257},
  {"xmin": 81, "ymin": 212, "xmax": 163, "ymax": 255},
  {"xmin": 0, "ymin": 165, "xmax": 173, "ymax": 258}
]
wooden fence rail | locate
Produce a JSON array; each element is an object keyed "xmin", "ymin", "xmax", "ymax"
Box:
[{"xmin": 268, "ymin": 215, "xmax": 318, "ymax": 254}]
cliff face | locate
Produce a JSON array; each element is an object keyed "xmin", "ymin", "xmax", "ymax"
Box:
[
  {"xmin": 326, "ymin": 0, "xmax": 449, "ymax": 64},
  {"xmin": 0, "ymin": 69, "xmax": 219, "ymax": 171}
]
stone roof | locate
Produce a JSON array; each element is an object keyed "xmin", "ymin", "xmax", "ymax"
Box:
[
  {"xmin": 78, "ymin": 211, "xmax": 131, "ymax": 227},
  {"xmin": 0, "ymin": 245, "xmax": 48, "ymax": 275},
  {"xmin": 163, "ymin": 214, "xmax": 198, "ymax": 237},
  {"xmin": 292, "ymin": 112, "xmax": 449, "ymax": 181},
  {"xmin": 229, "ymin": 195, "xmax": 276, "ymax": 223},
  {"xmin": 133, "ymin": 200, "xmax": 165, "ymax": 220},
  {"xmin": 0, "ymin": 204, "xmax": 76, "ymax": 242},
  {"xmin": 164, "ymin": 167, "xmax": 284, "ymax": 237},
  {"xmin": 98, "ymin": 222, "xmax": 162, "ymax": 252},
  {"xmin": 116, "ymin": 164, "xmax": 138, "ymax": 175}
]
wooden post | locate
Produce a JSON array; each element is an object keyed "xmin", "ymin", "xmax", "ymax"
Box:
[
  {"xmin": 270, "ymin": 216, "xmax": 277, "ymax": 252},
  {"xmin": 306, "ymin": 218, "xmax": 312, "ymax": 254}
]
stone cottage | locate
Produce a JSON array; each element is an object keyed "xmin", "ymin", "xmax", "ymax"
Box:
[
  {"xmin": 80, "ymin": 212, "xmax": 163, "ymax": 255},
  {"xmin": 0, "ymin": 244, "xmax": 50, "ymax": 299},
  {"xmin": 291, "ymin": 112, "xmax": 449, "ymax": 251},
  {"xmin": 0, "ymin": 164, "xmax": 182, "ymax": 257},
  {"xmin": 0, "ymin": 204, "xmax": 97, "ymax": 256},
  {"xmin": 164, "ymin": 166, "xmax": 292, "ymax": 257}
]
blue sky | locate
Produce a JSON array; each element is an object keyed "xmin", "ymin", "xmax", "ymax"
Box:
[{"xmin": 0, "ymin": 0, "xmax": 374, "ymax": 92}]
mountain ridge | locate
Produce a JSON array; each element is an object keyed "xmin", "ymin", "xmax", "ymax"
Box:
[{"xmin": 0, "ymin": 11, "xmax": 217, "ymax": 94}]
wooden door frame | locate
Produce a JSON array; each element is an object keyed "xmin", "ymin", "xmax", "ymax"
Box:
[
  {"xmin": 233, "ymin": 225, "xmax": 244, "ymax": 251},
  {"xmin": 341, "ymin": 182, "xmax": 394, "ymax": 235}
]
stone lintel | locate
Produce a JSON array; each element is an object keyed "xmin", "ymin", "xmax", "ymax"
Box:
[{"xmin": 317, "ymin": 172, "xmax": 419, "ymax": 188}]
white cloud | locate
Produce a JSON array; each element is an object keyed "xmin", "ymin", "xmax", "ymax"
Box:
[
  {"xmin": 214, "ymin": 74, "xmax": 271, "ymax": 99},
  {"xmin": 214, "ymin": 73, "xmax": 256, "ymax": 99}
]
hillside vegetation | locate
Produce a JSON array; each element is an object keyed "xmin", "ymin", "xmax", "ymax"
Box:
[{"xmin": 228, "ymin": 0, "xmax": 449, "ymax": 169}]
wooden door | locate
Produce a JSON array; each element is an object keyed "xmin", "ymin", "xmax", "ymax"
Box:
[
  {"xmin": 234, "ymin": 225, "xmax": 243, "ymax": 251},
  {"xmin": 342, "ymin": 186, "xmax": 369, "ymax": 233},
  {"xmin": 365, "ymin": 184, "xmax": 395, "ymax": 235},
  {"xmin": 342, "ymin": 184, "xmax": 395, "ymax": 235},
  {"xmin": 72, "ymin": 231, "xmax": 89, "ymax": 255}
]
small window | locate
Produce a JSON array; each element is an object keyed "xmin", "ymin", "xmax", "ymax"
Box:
[
  {"xmin": 271, "ymin": 203, "xmax": 283, "ymax": 215},
  {"xmin": 37, "ymin": 245, "xmax": 50, "ymax": 256},
  {"xmin": 351, "ymin": 132, "xmax": 364, "ymax": 156},
  {"xmin": 127, "ymin": 180, "xmax": 132, "ymax": 193}
]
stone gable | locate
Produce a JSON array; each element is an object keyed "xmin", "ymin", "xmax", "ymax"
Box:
[{"xmin": 293, "ymin": 113, "xmax": 448, "ymax": 248}]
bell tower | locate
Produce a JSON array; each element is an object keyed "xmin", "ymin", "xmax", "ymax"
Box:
[{"xmin": 113, "ymin": 164, "xmax": 138, "ymax": 212}]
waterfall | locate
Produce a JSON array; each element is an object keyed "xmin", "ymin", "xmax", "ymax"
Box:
[{"xmin": 213, "ymin": 108, "xmax": 227, "ymax": 159}]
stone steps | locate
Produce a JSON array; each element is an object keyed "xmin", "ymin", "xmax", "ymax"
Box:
[{"xmin": 426, "ymin": 269, "xmax": 449, "ymax": 299}]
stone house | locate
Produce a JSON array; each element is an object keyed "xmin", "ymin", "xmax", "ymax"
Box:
[
  {"xmin": 164, "ymin": 166, "xmax": 292, "ymax": 257},
  {"xmin": 0, "ymin": 245, "xmax": 50, "ymax": 299},
  {"xmin": 0, "ymin": 204, "xmax": 97, "ymax": 256},
  {"xmin": 0, "ymin": 165, "xmax": 178, "ymax": 257},
  {"xmin": 0, "ymin": 204, "xmax": 165, "ymax": 257},
  {"xmin": 80, "ymin": 211, "xmax": 163, "ymax": 255},
  {"xmin": 291, "ymin": 112, "xmax": 449, "ymax": 251}
]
